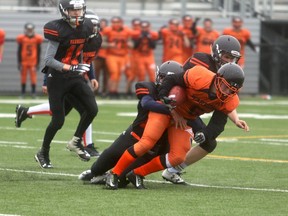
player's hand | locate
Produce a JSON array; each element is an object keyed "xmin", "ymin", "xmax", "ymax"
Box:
[
  {"xmin": 90, "ymin": 79, "xmax": 99, "ymax": 90},
  {"xmin": 235, "ymin": 119, "xmax": 250, "ymax": 132},
  {"xmin": 170, "ymin": 109, "xmax": 187, "ymax": 130},
  {"xmin": 194, "ymin": 131, "xmax": 206, "ymax": 144},
  {"xmin": 42, "ymin": 86, "xmax": 48, "ymax": 94},
  {"xmin": 161, "ymin": 96, "xmax": 176, "ymax": 109},
  {"xmin": 69, "ymin": 64, "xmax": 90, "ymax": 74}
]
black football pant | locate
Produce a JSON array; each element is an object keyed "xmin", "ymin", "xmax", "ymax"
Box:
[{"xmin": 41, "ymin": 73, "xmax": 98, "ymax": 154}]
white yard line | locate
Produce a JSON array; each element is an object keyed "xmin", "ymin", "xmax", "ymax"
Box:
[{"xmin": 0, "ymin": 168, "xmax": 287, "ymax": 193}]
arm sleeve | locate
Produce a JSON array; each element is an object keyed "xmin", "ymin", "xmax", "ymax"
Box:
[
  {"xmin": 87, "ymin": 62, "xmax": 96, "ymax": 80},
  {"xmin": 141, "ymin": 95, "xmax": 170, "ymax": 115},
  {"xmin": 17, "ymin": 44, "xmax": 22, "ymax": 65},
  {"xmin": 202, "ymin": 110, "xmax": 228, "ymax": 141},
  {"xmin": 158, "ymin": 72, "xmax": 186, "ymax": 98},
  {"xmin": 44, "ymin": 40, "xmax": 64, "ymax": 72}
]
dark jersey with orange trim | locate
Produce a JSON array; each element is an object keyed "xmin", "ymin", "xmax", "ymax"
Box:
[
  {"xmin": 183, "ymin": 52, "xmax": 217, "ymax": 73},
  {"xmin": 43, "ymin": 18, "xmax": 95, "ymax": 66},
  {"xmin": 132, "ymin": 82, "xmax": 159, "ymax": 130}
]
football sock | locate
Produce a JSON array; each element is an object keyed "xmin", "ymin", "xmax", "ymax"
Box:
[
  {"xmin": 28, "ymin": 103, "xmax": 51, "ymax": 115},
  {"xmin": 134, "ymin": 156, "xmax": 165, "ymax": 177},
  {"xmin": 112, "ymin": 150, "xmax": 136, "ymax": 176}
]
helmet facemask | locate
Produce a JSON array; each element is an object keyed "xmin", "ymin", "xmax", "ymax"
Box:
[
  {"xmin": 59, "ymin": 0, "xmax": 86, "ymax": 28},
  {"xmin": 214, "ymin": 74, "xmax": 241, "ymax": 102}
]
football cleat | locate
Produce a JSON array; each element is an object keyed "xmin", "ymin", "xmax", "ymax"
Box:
[
  {"xmin": 105, "ymin": 171, "xmax": 119, "ymax": 190},
  {"xmin": 90, "ymin": 172, "xmax": 109, "ymax": 185},
  {"xmin": 162, "ymin": 169, "xmax": 186, "ymax": 185},
  {"xmin": 84, "ymin": 143, "xmax": 101, "ymax": 157},
  {"xmin": 67, "ymin": 136, "xmax": 90, "ymax": 161},
  {"xmin": 15, "ymin": 104, "xmax": 31, "ymax": 128},
  {"xmin": 126, "ymin": 171, "xmax": 146, "ymax": 189},
  {"xmin": 35, "ymin": 150, "xmax": 53, "ymax": 169},
  {"xmin": 78, "ymin": 170, "xmax": 94, "ymax": 181}
]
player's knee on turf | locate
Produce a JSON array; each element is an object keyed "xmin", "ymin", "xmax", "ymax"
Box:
[{"xmin": 199, "ymin": 139, "xmax": 217, "ymax": 153}]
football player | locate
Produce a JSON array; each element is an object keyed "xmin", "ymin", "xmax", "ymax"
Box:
[
  {"xmin": 79, "ymin": 61, "xmax": 184, "ymax": 187},
  {"xmin": 161, "ymin": 35, "xmax": 250, "ymax": 184},
  {"xmin": 16, "ymin": 23, "xmax": 43, "ymax": 98},
  {"xmin": 34, "ymin": 0, "xmax": 102, "ymax": 168},
  {"xmin": 107, "ymin": 63, "xmax": 245, "ymax": 189}
]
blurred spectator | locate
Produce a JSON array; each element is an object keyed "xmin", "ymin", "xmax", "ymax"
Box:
[
  {"xmin": 16, "ymin": 23, "xmax": 43, "ymax": 98},
  {"xmin": 223, "ymin": 16, "xmax": 257, "ymax": 68},
  {"xmin": 94, "ymin": 18, "xmax": 109, "ymax": 97},
  {"xmin": 195, "ymin": 18, "xmax": 219, "ymax": 54},
  {"xmin": 132, "ymin": 20, "xmax": 159, "ymax": 82},
  {"xmin": 159, "ymin": 18, "xmax": 190, "ymax": 64},
  {"xmin": 0, "ymin": 28, "xmax": 5, "ymax": 63},
  {"xmin": 102, "ymin": 16, "xmax": 133, "ymax": 98}
]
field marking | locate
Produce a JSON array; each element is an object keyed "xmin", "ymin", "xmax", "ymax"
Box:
[
  {"xmin": 0, "ymin": 168, "xmax": 287, "ymax": 193},
  {"xmin": 207, "ymin": 154, "xmax": 288, "ymax": 163}
]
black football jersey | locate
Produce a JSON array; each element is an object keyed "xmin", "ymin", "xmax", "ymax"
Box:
[
  {"xmin": 43, "ymin": 18, "xmax": 95, "ymax": 65},
  {"xmin": 183, "ymin": 52, "xmax": 217, "ymax": 73},
  {"xmin": 132, "ymin": 81, "xmax": 159, "ymax": 131}
]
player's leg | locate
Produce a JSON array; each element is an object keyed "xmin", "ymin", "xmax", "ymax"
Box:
[
  {"xmin": 20, "ymin": 65, "xmax": 28, "ymax": 97},
  {"xmin": 129, "ymin": 126, "xmax": 191, "ymax": 188},
  {"xmin": 30, "ymin": 65, "xmax": 37, "ymax": 98},
  {"xmin": 67, "ymin": 78, "xmax": 98, "ymax": 161},
  {"xmin": 35, "ymin": 77, "xmax": 66, "ymax": 168},
  {"xmin": 15, "ymin": 103, "xmax": 51, "ymax": 128},
  {"xmin": 106, "ymin": 112, "xmax": 170, "ymax": 189}
]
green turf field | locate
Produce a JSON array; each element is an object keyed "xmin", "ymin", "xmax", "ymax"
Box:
[{"xmin": 0, "ymin": 96, "xmax": 287, "ymax": 216}]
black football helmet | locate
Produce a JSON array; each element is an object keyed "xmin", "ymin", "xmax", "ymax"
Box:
[
  {"xmin": 212, "ymin": 35, "xmax": 241, "ymax": 68},
  {"xmin": 156, "ymin": 61, "xmax": 184, "ymax": 85},
  {"xmin": 214, "ymin": 63, "xmax": 245, "ymax": 102},
  {"xmin": 85, "ymin": 9, "xmax": 100, "ymax": 36},
  {"xmin": 59, "ymin": 0, "xmax": 86, "ymax": 28}
]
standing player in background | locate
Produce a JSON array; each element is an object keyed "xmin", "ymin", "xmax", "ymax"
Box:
[
  {"xmin": 180, "ymin": 15, "xmax": 198, "ymax": 63},
  {"xmin": 94, "ymin": 18, "xmax": 109, "ymax": 97},
  {"xmin": 132, "ymin": 20, "xmax": 158, "ymax": 82},
  {"xmin": 102, "ymin": 16, "xmax": 133, "ymax": 98},
  {"xmin": 124, "ymin": 18, "xmax": 142, "ymax": 97},
  {"xmin": 195, "ymin": 18, "xmax": 219, "ymax": 54},
  {"xmin": 222, "ymin": 16, "xmax": 257, "ymax": 68},
  {"xmin": 159, "ymin": 18, "xmax": 190, "ymax": 64},
  {"xmin": 16, "ymin": 23, "xmax": 43, "ymax": 98},
  {"xmin": 0, "ymin": 28, "xmax": 5, "ymax": 63},
  {"xmin": 34, "ymin": 0, "xmax": 101, "ymax": 168}
]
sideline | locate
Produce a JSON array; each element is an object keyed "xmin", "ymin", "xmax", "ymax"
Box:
[{"xmin": 0, "ymin": 168, "xmax": 287, "ymax": 193}]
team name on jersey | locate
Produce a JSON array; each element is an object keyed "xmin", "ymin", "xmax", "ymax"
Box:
[{"xmin": 70, "ymin": 39, "xmax": 86, "ymax": 44}]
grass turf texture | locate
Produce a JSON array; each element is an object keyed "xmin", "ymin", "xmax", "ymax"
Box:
[{"xmin": 0, "ymin": 96, "xmax": 287, "ymax": 216}]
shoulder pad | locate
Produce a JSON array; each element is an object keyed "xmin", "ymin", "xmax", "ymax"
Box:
[
  {"xmin": 43, "ymin": 20, "xmax": 63, "ymax": 42},
  {"xmin": 135, "ymin": 82, "xmax": 157, "ymax": 99}
]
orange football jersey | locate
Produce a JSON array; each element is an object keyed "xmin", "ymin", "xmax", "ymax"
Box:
[{"xmin": 195, "ymin": 27, "xmax": 219, "ymax": 54}]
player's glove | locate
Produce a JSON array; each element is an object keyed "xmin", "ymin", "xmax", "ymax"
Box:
[
  {"xmin": 194, "ymin": 131, "xmax": 206, "ymax": 144},
  {"xmin": 69, "ymin": 64, "xmax": 90, "ymax": 74},
  {"xmin": 161, "ymin": 96, "xmax": 176, "ymax": 110}
]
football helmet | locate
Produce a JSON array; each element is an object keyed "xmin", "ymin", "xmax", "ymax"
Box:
[
  {"xmin": 212, "ymin": 35, "xmax": 241, "ymax": 68},
  {"xmin": 59, "ymin": 0, "xmax": 86, "ymax": 28},
  {"xmin": 156, "ymin": 61, "xmax": 184, "ymax": 85},
  {"xmin": 214, "ymin": 63, "xmax": 245, "ymax": 102},
  {"xmin": 24, "ymin": 23, "xmax": 35, "ymax": 37},
  {"xmin": 85, "ymin": 9, "xmax": 100, "ymax": 35}
]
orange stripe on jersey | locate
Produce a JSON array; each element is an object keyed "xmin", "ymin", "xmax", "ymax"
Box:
[
  {"xmin": 44, "ymin": 29, "xmax": 59, "ymax": 36},
  {"xmin": 136, "ymin": 88, "xmax": 149, "ymax": 95},
  {"xmin": 190, "ymin": 57, "xmax": 209, "ymax": 68}
]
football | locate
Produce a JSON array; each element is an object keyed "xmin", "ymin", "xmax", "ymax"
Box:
[{"xmin": 168, "ymin": 85, "xmax": 187, "ymax": 106}]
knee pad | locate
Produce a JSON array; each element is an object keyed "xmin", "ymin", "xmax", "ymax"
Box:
[{"xmin": 199, "ymin": 139, "xmax": 217, "ymax": 153}]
